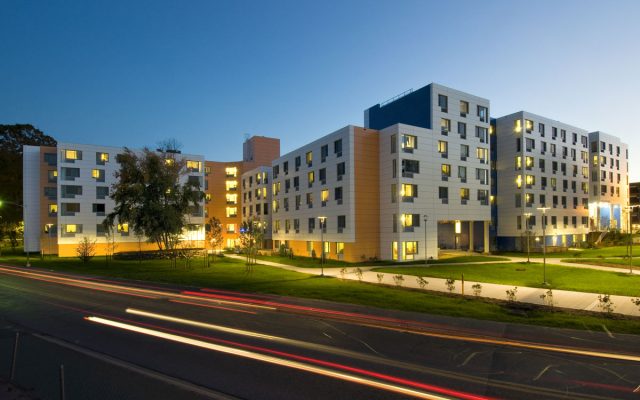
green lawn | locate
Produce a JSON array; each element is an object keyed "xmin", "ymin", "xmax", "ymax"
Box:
[
  {"xmin": 562, "ymin": 258, "xmax": 640, "ymax": 269},
  {"xmin": 1, "ymin": 251, "xmax": 639, "ymax": 334},
  {"xmin": 374, "ymin": 262, "xmax": 640, "ymax": 297},
  {"xmin": 255, "ymin": 253, "xmax": 508, "ymax": 268},
  {"xmin": 497, "ymin": 245, "xmax": 631, "ymax": 259}
]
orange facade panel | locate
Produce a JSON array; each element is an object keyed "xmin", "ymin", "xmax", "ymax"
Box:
[{"xmin": 205, "ymin": 160, "xmax": 243, "ymax": 248}]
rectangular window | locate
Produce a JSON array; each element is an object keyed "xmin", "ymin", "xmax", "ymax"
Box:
[
  {"xmin": 321, "ymin": 189, "xmax": 329, "ymax": 205},
  {"xmin": 441, "ymin": 164, "xmax": 451, "ymax": 180},
  {"xmin": 61, "ymin": 185, "xmax": 82, "ymax": 198},
  {"xmin": 438, "ymin": 187, "xmax": 448, "ymax": 203},
  {"xmin": 92, "ymin": 169, "xmax": 105, "ymax": 182},
  {"xmin": 226, "ymin": 207, "xmax": 237, "ymax": 217},
  {"xmin": 48, "ymin": 203, "xmax": 58, "ymax": 216},
  {"xmin": 334, "ymin": 187, "xmax": 343, "ymax": 203},
  {"xmin": 525, "ymin": 119, "xmax": 534, "ymax": 133},
  {"xmin": 92, "ymin": 203, "xmax": 105, "ymax": 215},
  {"xmin": 337, "ymin": 215, "xmax": 346, "ymax": 233},
  {"xmin": 460, "ymin": 188, "xmax": 470, "ymax": 203},
  {"xmin": 226, "ymin": 193, "xmax": 237, "ymax": 204},
  {"xmin": 295, "ymin": 156, "xmax": 301, "ymax": 171},
  {"xmin": 390, "ymin": 134, "xmax": 397, "ymax": 154},
  {"xmin": 459, "ymin": 100, "xmax": 469, "ymax": 116},
  {"xmin": 402, "ymin": 159, "xmax": 420, "ymax": 177},
  {"xmin": 438, "ymin": 140, "xmax": 448, "ymax": 157},
  {"xmin": 403, "ymin": 241, "xmax": 418, "ymax": 260},
  {"xmin": 308, "ymin": 171, "xmax": 315, "ymax": 186},
  {"xmin": 306, "ymin": 192, "xmax": 313, "ymax": 208},
  {"xmin": 458, "ymin": 166, "xmax": 467, "ymax": 182},
  {"xmin": 64, "ymin": 149, "xmax": 81, "ymax": 161},
  {"xmin": 226, "ymin": 180, "xmax": 238, "ymax": 191},
  {"xmin": 337, "ymin": 162, "xmax": 346, "ymax": 180},
  {"xmin": 306, "ymin": 151, "xmax": 313, "ymax": 166},
  {"xmin": 438, "ymin": 94, "xmax": 448, "ymax": 112},
  {"xmin": 460, "ymin": 144, "xmax": 469, "ymax": 159},
  {"xmin": 334, "ymin": 139, "xmax": 342, "ymax": 156},
  {"xmin": 336, "ymin": 242, "xmax": 344, "ymax": 255},
  {"xmin": 96, "ymin": 152, "xmax": 109, "ymax": 165},
  {"xmin": 319, "ymin": 168, "xmax": 326, "ymax": 184},
  {"xmin": 321, "ymin": 145, "xmax": 328, "ymax": 162},
  {"xmin": 401, "ymin": 134, "xmax": 417, "ymax": 151},
  {"xmin": 477, "ymin": 105, "xmax": 488, "ymax": 122},
  {"xmin": 401, "ymin": 183, "xmax": 417, "ymax": 200},
  {"xmin": 96, "ymin": 186, "xmax": 109, "ymax": 199},
  {"xmin": 457, "ymin": 122, "xmax": 467, "ymax": 138},
  {"xmin": 186, "ymin": 161, "xmax": 202, "ymax": 173},
  {"xmin": 440, "ymin": 118, "xmax": 451, "ymax": 134}
]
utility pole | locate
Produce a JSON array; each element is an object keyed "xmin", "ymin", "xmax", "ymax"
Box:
[
  {"xmin": 537, "ymin": 207, "xmax": 550, "ymax": 285},
  {"xmin": 423, "ymin": 215, "xmax": 429, "ymax": 265},
  {"xmin": 524, "ymin": 212, "xmax": 532, "ymax": 263}
]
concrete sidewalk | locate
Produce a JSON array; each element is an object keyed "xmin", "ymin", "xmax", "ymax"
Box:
[{"xmin": 226, "ymin": 254, "xmax": 640, "ymax": 317}]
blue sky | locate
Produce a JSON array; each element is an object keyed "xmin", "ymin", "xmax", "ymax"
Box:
[{"xmin": 1, "ymin": 0, "xmax": 638, "ymax": 180}]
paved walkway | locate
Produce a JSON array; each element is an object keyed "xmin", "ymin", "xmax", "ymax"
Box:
[{"xmin": 226, "ymin": 254, "xmax": 640, "ymax": 317}]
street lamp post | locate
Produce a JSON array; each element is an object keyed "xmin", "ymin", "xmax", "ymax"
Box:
[
  {"xmin": 537, "ymin": 207, "xmax": 550, "ymax": 285},
  {"xmin": 318, "ymin": 216, "xmax": 326, "ymax": 277},
  {"xmin": 423, "ymin": 215, "xmax": 429, "ymax": 265},
  {"xmin": 523, "ymin": 212, "xmax": 532, "ymax": 263},
  {"xmin": 0, "ymin": 200, "xmax": 30, "ymax": 267},
  {"xmin": 624, "ymin": 205, "xmax": 639, "ymax": 274}
]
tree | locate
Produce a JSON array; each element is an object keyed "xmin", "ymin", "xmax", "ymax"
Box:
[
  {"xmin": 239, "ymin": 218, "xmax": 265, "ymax": 270},
  {"xmin": 76, "ymin": 237, "xmax": 96, "ymax": 264},
  {"xmin": 206, "ymin": 217, "xmax": 223, "ymax": 264},
  {"xmin": 103, "ymin": 221, "xmax": 119, "ymax": 266},
  {"xmin": 0, "ymin": 124, "xmax": 56, "ymax": 243},
  {"xmin": 106, "ymin": 147, "xmax": 203, "ymax": 254}
]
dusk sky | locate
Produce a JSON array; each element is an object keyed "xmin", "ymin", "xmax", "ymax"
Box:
[{"xmin": 1, "ymin": 0, "xmax": 638, "ymax": 180}]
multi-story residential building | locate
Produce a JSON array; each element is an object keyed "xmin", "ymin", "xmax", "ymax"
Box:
[
  {"xmin": 241, "ymin": 165, "xmax": 272, "ymax": 248},
  {"xmin": 494, "ymin": 112, "xmax": 592, "ymax": 249},
  {"xmin": 366, "ymin": 83, "xmax": 492, "ymax": 260},
  {"xmin": 23, "ymin": 143, "xmax": 206, "ymax": 256},
  {"xmin": 588, "ymin": 131, "xmax": 629, "ymax": 231},
  {"xmin": 631, "ymin": 182, "xmax": 640, "ymax": 231},
  {"xmin": 269, "ymin": 125, "xmax": 380, "ymax": 262},
  {"xmin": 204, "ymin": 135, "xmax": 280, "ymax": 249}
]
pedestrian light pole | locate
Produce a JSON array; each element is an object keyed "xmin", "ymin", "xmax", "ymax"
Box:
[
  {"xmin": 318, "ymin": 216, "xmax": 326, "ymax": 277},
  {"xmin": 537, "ymin": 207, "xmax": 550, "ymax": 285},
  {"xmin": 423, "ymin": 215, "xmax": 429, "ymax": 265},
  {"xmin": 0, "ymin": 200, "xmax": 30, "ymax": 267},
  {"xmin": 624, "ymin": 205, "xmax": 639, "ymax": 274},
  {"xmin": 523, "ymin": 212, "xmax": 532, "ymax": 263}
]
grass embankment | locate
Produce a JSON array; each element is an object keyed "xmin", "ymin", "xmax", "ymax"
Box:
[
  {"xmin": 497, "ymin": 245, "xmax": 630, "ymax": 259},
  {"xmin": 1, "ymin": 251, "xmax": 639, "ymax": 334},
  {"xmin": 256, "ymin": 253, "xmax": 508, "ymax": 268},
  {"xmin": 374, "ymin": 262, "xmax": 640, "ymax": 297}
]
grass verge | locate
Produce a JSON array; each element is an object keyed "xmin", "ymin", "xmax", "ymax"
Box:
[{"xmin": 1, "ymin": 251, "xmax": 639, "ymax": 334}]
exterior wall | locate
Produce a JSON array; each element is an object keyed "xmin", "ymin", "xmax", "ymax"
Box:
[
  {"xmin": 241, "ymin": 166, "xmax": 272, "ymax": 247},
  {"xmin": 242, "ymin": 136, "xmax": 280, "ymax": 171},
  {"xmin": 269, "ymin": 126, "xmax": 362, "ymax": 261},
  {"xmin": 205, "ymin": 160, "xmax": 243, "ymax": 248},
  {"xmin": 495, "ymin": 112, "xmax": 591, "ymax": 249},
  {"xmin": 22, "ymin": 146, "xmax": 41, "ymax": 253},
  {"xmin": 631, "ymin": 182, "xmax": 640, "ymax": 230},
  {"xmin": 588, "ymin": 131, "xmax": 630, "ymax": 231},
  {"xmin": 352, "ymin": 127, "xmax": 380, "ymax": 261},
  {"xmin": 29, "ymin": 143, "xmax": 205, "ymax": 257}
]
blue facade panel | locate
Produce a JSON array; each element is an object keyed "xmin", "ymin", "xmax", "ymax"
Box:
[{"xmin": 365, "ymin": 85, "xmax": 432, "ymax": 130}]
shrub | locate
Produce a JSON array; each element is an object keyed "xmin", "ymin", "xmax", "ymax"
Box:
[
  {"xmin": 445, "ymin": 278, "xmax": 456, "ymax": 293},
  {"xmin": 597, "ymin": 294, "xmax": 615, "ymax": 314},
  {"xmin": 631, "ymin": 298, "xmax": 640, "ymax": 311},
  {"xmin": 416, "ymin": 276, "xmax": 428, "ymax": 289},
  {"xmin": 393, "ymin": 274, "xmax": 405, "ymax": 287},
  {"xmin": 471, "ymin": 283, "xmax": 482, "ymax": 297},
  {"xmin": 354, "ymin": 267, "xmax": 364, "ymax": 282},
  {"xmin": 505, "ymin": 287, "xmax": 518, "ymax": 302},
  {"xmin": 376, "ymin": 273, "xmax": 384, "ymax": 284},
  {"xmin": 540, "ymin": 289, "xmax": 554, "ymax": 307},
  {"xmin": 339, "ymin": 267, "xmax": 347, "ymax": 280}
]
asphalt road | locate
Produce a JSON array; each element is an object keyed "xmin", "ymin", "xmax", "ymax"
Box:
[{"xmin": 0, "ymin": 264, "xmax": 639, "ymax": 400}]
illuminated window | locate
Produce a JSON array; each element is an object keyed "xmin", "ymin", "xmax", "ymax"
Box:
[
  {"xmin": 525, "ymin": 156, "xmax": 534, "ymax": 168},
  {"xmin": 205, "ymin": 193, "xmax": 212, "ymax": 201},
  {"xmin": 226, "ymin": 194, "xmax": 237, "ymax": 204},
  {"xmin": 225, "ymin": 166, "xmax": 237, "ymax": 177},
  {"xmin": 306, "ymin": 151, "xmax": 313, "ymax": 166},
  {"xmin": 66, "ymin": 224, "xmax": 78, "ymax": 233},
  {"xmin": 516, "ymin": 175, "xmax": 522, "ymax": 188},
  {"xmin": 336, "ymin": 242, "xmax": 344, "ymax": 255},
  {"xmin": 526, "ymin": 175, "xmax": 535, "ymax": 186},
  {"xmin": 272, "ymin": 181, "xmax": 280, "ymax": 195},
  {"xmin": 64, "ymin": 150, "xmax": 79, "ymax": 160},
  {"xmin": 515, "ymin": 156, "xmax": 522, "ymax": 169},
  {"xmin": 440, "ymin": 118, "xmax": 451, "ymax": 133},
  {"xmin": 321, "ymin": 189, "xmax": 329, "ymax": 202},
  {"xmin": 400, "ymin": 213, "xmax": 414, "ymax": 227},
  {"xmin": 92, "ymin": 169, "xmax": 105, "ymax": 181},
  {"xmin": 99, "ymin": 152, "xmax": 109, "ymax": 162},
  {"xmin": 476, "ymin": 147, "xmax": 488, "ymax": 163},
  {"xmin": 514, "ymin": 119, "xmax": 522, "ymax": 133},
  {"xmin": 308, "ymin": 171, "xmax": 315, "ymax": 184},
  {"xmin": 226, "ymin": 224, "xmax": 236, "ymax": 233},
  {"xmin": 48, "ymin": 204, "xmax": 58, "ymax": 215},
  {"xmin": 460, "ymin": 100, "xmax": 469, "ymax": 115},
  {"xmin": 441, "ymin": 164, "xmax": 451, "ymax": 177},
  {"xmin": 226, "ymin": 207, "xmax": 238, "ymax": 217},
  {"xmin": 401, "ymin": 183, "xmax": 416, "ymax": 198},
  {"xmin": 165, "ymin": 158, "xmax": 175, "ymax": 166},
  {"xmin": 272, "ymin": 200, "xmax": 279, "ymax": 212},
  {"xmin": 460, "ymin": 188, "xmax": 470, "ymax": 201},
  {"xmin": 402, "ymin": 134, "xmax": 417, "ymax": 150},
  {"xmin": 226, "ymin": 180, "xmax": 238, "ymax": 191},
  {"xmin": 525, "ymin": 119, "xmax": 534, "ymax": 132},
  {"xmin": 187, "ymin": 160, "xmax": 202, "ymax": 172},
  {"xmin": 437, "ymin": 140, "xmax": 448, "ymax": 154},
  {"xmin": 261, "ymin": 187, "xmax": 267, "ymax": 198},
  {"xmin": 403, "ymin": 241, "xmax": 418, "ymax": 260},
  {"xmin": 117, "ymin": 223, "xmax": 129, "ymax": 233}
]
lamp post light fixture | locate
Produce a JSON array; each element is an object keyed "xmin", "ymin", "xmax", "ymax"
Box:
[
  {"xmin": 0, "ymin": 200, "xmax": 30, "ymax": 267},
  {"xmin": 318, "ymin": 216, "xmax": 326, "ymax": 277},
  {"xmin": 624, "ymin": 205, "xmax": 640, "ymax": 274},
  {"xmin": 523, "ymin": 212, "xmax": 532, "ymax": 263},
  {"xmin": 423, "ymin": 215, "xmax": 429, "ymax": 265},
  {"xmin": 537, "ymin": 207, "xmax": 550, "ymax": 285}
]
